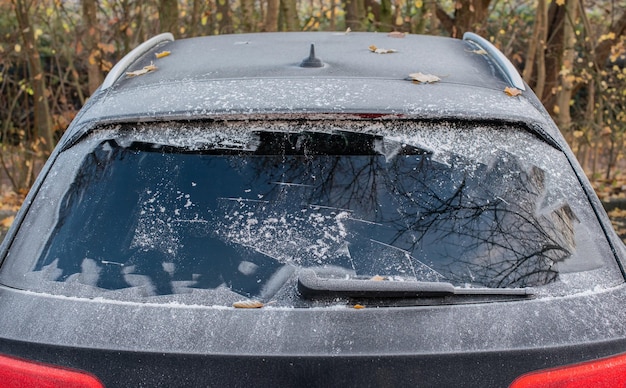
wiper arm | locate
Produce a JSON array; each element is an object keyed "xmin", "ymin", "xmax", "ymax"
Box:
[{"xmin": 297, "ymin": 269, "xmax": 533, "ymax": 299}]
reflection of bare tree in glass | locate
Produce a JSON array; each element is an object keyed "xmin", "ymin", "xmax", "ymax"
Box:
[
  {"xmin": 237, "ymin": 132, "xmax": 575, "ymax": 288},
  {"xmin": 236, "ymin": 131, "xmax": 384, "ymax": 216},
  {"xmin": 381, "ymin": 151, "xmax": 574, "ymax": 288}
]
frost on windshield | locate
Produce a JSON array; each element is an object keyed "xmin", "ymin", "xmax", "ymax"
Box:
[
  {"xmin": 211, "ymin": 146, "xmax": 575, "ymax": 288},
  {"xmin": 11, "ymin": 120, "xmax": 609, "ymax": 304}
]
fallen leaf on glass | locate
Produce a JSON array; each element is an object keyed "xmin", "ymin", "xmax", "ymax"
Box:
[
  {"xmin": 125, "ymin": 62, "xmax": 157, "ymax": 78},
  {"xmin": 504, "ymin": 86, "xmax": 522, "ymax": 96},
  {"xmin": 387, "ymin": 31, "xmax": 406, "ymax": 38},
  {"xmin": 370, "ymin": 275, "xmax": 386, "ymax": 281},
  {"xmin": 155, "ymin": 51, "xmax": 171, "ymax": 59},
  {"xmin": 409, "ymin": 72, "xmax": 441, "ymax": 83},
  {"xmin": 233, "ymin": 300, "xmax": 264, "ymax": 308},
  {"xmin": 369, "ymin": 45, "xmax": 397, "ymax": 54}
]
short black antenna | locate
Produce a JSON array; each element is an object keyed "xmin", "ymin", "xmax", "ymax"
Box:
[{"xmin": 300, "ymin": 44, "xmax": 323, "ymax": 68}]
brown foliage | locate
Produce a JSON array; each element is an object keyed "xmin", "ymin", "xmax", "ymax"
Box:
[{"xmin": 0, "ymin": 0, "xmax": 625, "ymax": 199}]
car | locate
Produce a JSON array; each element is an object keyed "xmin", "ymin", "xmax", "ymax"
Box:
[{"xmin": 0, "ymin": 31, "xmax": 625, "ymax": 387}]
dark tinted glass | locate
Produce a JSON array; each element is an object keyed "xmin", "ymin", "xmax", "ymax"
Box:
[{"xmin": 1, "ymin": 121, "xmax": 621, "ymax": 305}]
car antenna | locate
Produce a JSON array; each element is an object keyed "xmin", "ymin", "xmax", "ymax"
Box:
[{"xmin": 300, "ymin": 43, "xmax": 323, "ymax": 68}]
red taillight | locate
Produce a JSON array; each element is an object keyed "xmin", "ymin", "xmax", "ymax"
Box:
[
  {"xmin": 510, "ymin": 352, "xmax": 626, "ymax": 388},
  {"xmin": 0, "ymin": 354, "xmax": 104, "ymax": 388}
]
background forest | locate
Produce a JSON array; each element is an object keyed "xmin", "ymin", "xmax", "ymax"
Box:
[{"xmin": 0, "ymin": 0, "xmax": 625, "ymax": 228}]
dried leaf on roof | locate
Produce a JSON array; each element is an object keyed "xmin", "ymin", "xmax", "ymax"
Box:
[
  {"xmin": 387, "ymin": 31, "xmax": 406, "ymax": 38},
  {"xmin": 409, "ymin": 72, "xmax": 441, "ymax": 83},
  {"xmin": 369, "ymin": 45, "xmax": 397, "ymax": 54},
  {"xmin": 467, "ymin": 48, "xmax": 487, "ymax": 55},
  {"xmin": 155, "ymin": 51, "xmax": 171, "ymax": 59},
  {"xmin": 125, "ymin": 62, "xmax": 157, "ymax": 78},
  {"xmin": 504, "ymin": 86, "xmax": 522, "ymax": 96}
]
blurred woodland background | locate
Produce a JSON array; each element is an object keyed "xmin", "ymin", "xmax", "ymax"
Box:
[{"xmin": 0, "ymin": 0, "xmax": 626, "ymax": 233}]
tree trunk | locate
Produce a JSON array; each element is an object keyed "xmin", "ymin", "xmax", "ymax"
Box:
[
  {"xmin": 436, "ymin": 0, "xmax": 492, "ymax": 38},
  {"xmin": 280, "ymin": 0, "xmax": 299, "ymax": 31},
  {"xmin": 555, "ymin": 0, "xmax": 578, "ymax": 133},
  {"xmin": 535, "ymin": 0, "xmax": 548, "ymax": 99},
  {"xmin": 189, "ymin": 0, "xmax": 201, "ymax": 37},
  {"xmin": 344, "ymin": 0, "xmax": 366, "ymax": 30},
  {"xmin": 82, "ymin": 0, "xmax": 103, "ymax": 95},
  {"xmin": 523, "ymin": 0, "xmax": 548, "ymax": 98},
  {"xmin": 12, "ymin": 0, "xmax": 54, "ymax": 152},
  {"xmin": 159, "ymin": 0, "xmax": 179, "ymax": 35},
  {"xmin": 329, "ymin": 0, "xmax": 336, "ymax": 30},
  {"xmin": 216, "ymin": 0, "xmax": 233, "ymax": 34},
  {"xmin": 265, "ymin": 0, "xmax": 280, "ymax": 31},
  {"xmin": 240, "ymin": 0, "xmax": 255, "ymax": 32},
  {"xmin": 542, "ymin": 1, "xmax": 566, "ymax": 106}
]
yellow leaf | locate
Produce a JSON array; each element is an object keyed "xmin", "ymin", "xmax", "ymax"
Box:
[
  {"xmin": 353, "ymin": 304, "xmax": 366, "ymax": 309},
  {"xmin": 504, "ymin": 86, "xmax": 522, "ymax": 96},
  {"xmin": 555, "ymin": 0, "xmax": 565, "ymax": 5},
  {"xmin": 598, "ymin": 32, "xmax": 616, "ymax": 43},
  {"xmin": 155, "ymin": 51, "xmax": 171, "ymax": 59},
  {"xmin": 14, "ymin": 44, "xmax": 21, "ymax": 53},
  {"xmin": 573, "ymin": 130, "xmax": 584, "ymax": 139}
]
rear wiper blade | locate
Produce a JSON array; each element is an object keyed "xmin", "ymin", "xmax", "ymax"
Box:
[{"xmin": 297, "ymin": 269, "xmax": 533, "ymax": 299}]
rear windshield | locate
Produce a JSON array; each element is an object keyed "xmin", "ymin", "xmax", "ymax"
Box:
[{"xmin": 1, "ymin": 120, "xmax": 622, "ymax": 306}]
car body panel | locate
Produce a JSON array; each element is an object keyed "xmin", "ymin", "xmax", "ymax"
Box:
[{"xmin": 0, "ymin": 32, "xmax": 625, "ymax": 387}]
